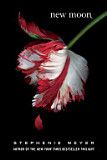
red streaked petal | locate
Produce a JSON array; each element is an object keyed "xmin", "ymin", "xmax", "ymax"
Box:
[
  {"xmin": 28, "ymin": 41, "xmax": 65, "ymax": 56},
  {"xmin": 58, "ymin": 50, "xmax": 88, "ymax": 105},
  {"xmin": 17, "ymin": 38, "xmax": 88, "ymax": 112},
  {"xmin": 32, "ymin": 49, "xmax": 88, "ymax": 111},
  {"xmin": 18, "ymin": 13, "xmax": 61, "ymax": 41},
  {"xmin": 17, "ymin": 41, "xmax": 65, "ymax": 87},
  {"xmin": 33, "ymin": 56, "xmax": 70, "ymax": 110}
]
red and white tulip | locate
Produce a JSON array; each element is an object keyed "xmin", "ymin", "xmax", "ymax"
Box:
[{"xmin": 17, "ymin": 14, "xmax": 88, "ymax": 129}]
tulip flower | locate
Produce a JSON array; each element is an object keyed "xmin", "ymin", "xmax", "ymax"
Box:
[{"xmin": 17, "ymin": 12, "xmax": 107, "ymax": 130}]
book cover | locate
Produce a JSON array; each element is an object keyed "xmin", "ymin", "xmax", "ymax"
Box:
[{"xmin": 7, "ymin": 0, "xmax": 107, "ymax": 158}]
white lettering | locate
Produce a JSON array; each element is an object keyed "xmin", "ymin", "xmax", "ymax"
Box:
[{"xmin": 50, "ymin": 12, "xmax": 66, "ymax": 18}]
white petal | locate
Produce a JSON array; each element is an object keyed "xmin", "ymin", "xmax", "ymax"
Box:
[
  {"xmin": 57, "ymin": 104, "xmax": 61, "ymax": 110},
  {"xmin": 63, "ymin": 49, "xmax": 88, "ymax": 95},
  {"xmin": 32, "ymin": 99, "xmax": 36, "ymax": 102},
  {"xmin": 18, "ymin": 57, "xmax": 35, "ymax": 69},
  {"xmin": 39, "ymin": 49, "xmax": 67, "ymax": 79},
  {"xmin": 51, "ymin": 97, "xmax": 58, "ymax": 110},
  {"xmin": 32, "ymin": 102, "xmax": 36, "ymax": 107},
  {"xmin": 26, "ymin": 71, "xmax": 38, "ymax": 85},
  {"xmin": 51, "ymin": 96, "xmax": 61, "ymax": 111},
  {"xmin": 29, "ymin": 53, "xmax": 41, "ymax": 61},
  {"xmin": 32, "ymin": 94, "xmax": 43, "ymax": 107},
  {"xmin": 33, "ymin": 94, "xmax": 40, "ymax": 98}
]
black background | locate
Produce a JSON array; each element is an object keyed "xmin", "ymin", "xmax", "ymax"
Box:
[{"xmin": 6, "ymin": 0, "xmax": 107, "ymax": 158}]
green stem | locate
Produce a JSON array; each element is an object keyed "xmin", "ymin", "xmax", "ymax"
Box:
[{"xmin": 67, "ymin": 11, "xmax": 107, "ymax": 49}]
